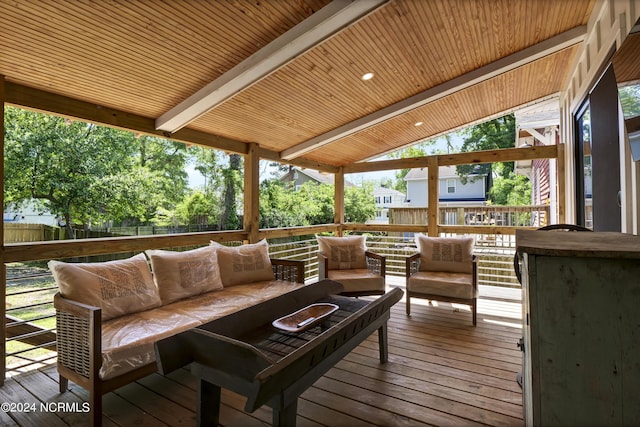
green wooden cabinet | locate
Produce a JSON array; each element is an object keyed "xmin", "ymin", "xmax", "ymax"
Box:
[{"xmin": 516, "ymin": 230, "xmax": 640, "ymax": 426}]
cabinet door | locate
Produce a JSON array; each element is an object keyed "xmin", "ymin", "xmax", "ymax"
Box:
[
  {"xmin": 521, "ymin": 254, "xmax": 534, "ymax": 426},
  {"xmin": 529, "ymin": 255, "xmax": 639, "ymax": 426}
]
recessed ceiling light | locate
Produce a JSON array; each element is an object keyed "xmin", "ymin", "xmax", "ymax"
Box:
[
  {"xmin": 414, "ymin": 121, "xmax": 423, "ymax": 126},
  {"xmin": 361, "ymin": 72, "xmax": 374, "ymax": 81}
]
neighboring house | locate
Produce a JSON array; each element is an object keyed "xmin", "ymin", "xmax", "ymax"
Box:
[
  {"xmin": 514, "ymin": 98, "xmax": 566, "ymax": 226},
  {"xmin": 404, "ymin": 165, "xmax": 487, "ymax": 207},
  {"xmin": 279, "ymin": 166, "xmax": 353, "ymax": 190},
  {"xmin": 4, "ymin": 200, "xmax": 58, "ymax": 227},
  {"xmin": 370, "ymin": 187, "xmax": 406, "ymax": 224}
]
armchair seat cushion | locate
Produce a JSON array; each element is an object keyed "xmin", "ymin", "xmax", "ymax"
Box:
[
  {"xmin": 407, "ymin": 271, "xmax": 477, "ymax": 300},
  {"xmin": 327, "ymin": 269, "xmax": 385, "ymax": 294}
]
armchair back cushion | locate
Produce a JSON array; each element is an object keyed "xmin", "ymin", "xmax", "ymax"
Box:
[
  {"xmin": 49, "ymin": 253, "xmax": 161, "ymax": 321},
  {"xmin": 211, "ymin": 239, "xmax": 275, "ymax": 287},
  {"xmin": 415, "ymin": 234, "xmax": 474, "ymax": 274},
  {"xmin": 317, "ymin": 235, "xmax": 367, "ymax": 270},
  {"xmin": 146, "ymin": 246, "xmax": 223, "ymax": 304}
]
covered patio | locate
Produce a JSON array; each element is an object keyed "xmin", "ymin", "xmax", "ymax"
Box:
[{"xmin": 1, "ymin": 0, "xmax": 640, "ymax": 425}]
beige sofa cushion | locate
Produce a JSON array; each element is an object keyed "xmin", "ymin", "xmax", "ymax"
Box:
[
  {"xmin": 99, "ymin": 279, "xmax": 304, "ymax": 380},
  {"xmin": 317, "ymin": 235, "xmax": 367, "ymax": 270},
  {"xmin": 49, "ymin": 253, "xmax": 161, "ymax": 321},
  {"xmin": 146, "ymin": 246, "xmax": 223, "ymax": 304},
  {"xmin": 100, "ymin": 306, "xmax": 201, "ymax": 380},
  {"xmin": 407, "ymin": 271, "xmax": 476, "ymax": 299},
  {"xmin": 212, "ymin": 239, "xmax": 275, "ymax": 287},
  {"xmin": 415, "ymin": 234, "xmax": 474, "ymax": 274},
  {"xmin": 166, "ymin": 280, "xmax": 304, "ymax": 324},
  {"xmin": 327, "ymin": 269, "xmax": 385, "ymax": 294}
]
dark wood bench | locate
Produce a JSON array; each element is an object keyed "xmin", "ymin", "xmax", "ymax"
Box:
[{"xmin": 155, "ymin": 279, "xmax": 404, "ymax": 427}]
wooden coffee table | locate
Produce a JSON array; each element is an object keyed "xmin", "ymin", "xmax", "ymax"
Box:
[{"xmin": 155, "ymin": 279, "xmax": 404, "ymax": 427}]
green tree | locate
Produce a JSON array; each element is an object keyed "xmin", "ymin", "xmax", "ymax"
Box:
[
  {"xmin": 219, "ymin": 153, "xmax": 243, "ymax": 230},
  {"xmin": 345, "ymin": 184, "xmax": 376, "ymax": 223},
  {"xmin": 457, "ymin": 114, "xmax": 516, "ymax": 184},
  {"xmin": 4, "ymin": 107, "xmax": 189, "ymax": 237},
  {"xmin": 175, "ymin": 190, "xmax": 220, "ymax": 225},
  {"xmin": 259, "ymin": 180, "xmax": 306, "ymax": 228},
  {"xmin": 136, "ymin": 135, "xmax": 189, "ymax": 211},
  {"xmin": 488, "ymin": 166, "xmax": 531, "ymax": 205},
  {"xmin": 259, "ymin": 180, "xmax": 375, "ymax": 227},
  {"xmin": 189, "ymin": 145, "xmax": 221, "ymax": 191},
  {"xmin": 618, "ymin": 84, "xmax": 640, "ymax": 118}
]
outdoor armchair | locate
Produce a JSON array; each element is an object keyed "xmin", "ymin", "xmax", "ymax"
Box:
[
  {"xmin": 406, "ymin": 234, "xmax": 478, "ymax": 325},
  {"xmin": 317, "ymin": 235, "xmax": 386, "ymax": 297}
]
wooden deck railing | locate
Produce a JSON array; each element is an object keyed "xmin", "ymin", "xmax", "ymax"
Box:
[{"xmin": 2, "ymin": 223, "xmax": 527, "ymax": 381}]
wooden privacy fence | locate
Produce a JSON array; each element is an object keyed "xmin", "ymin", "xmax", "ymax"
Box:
[
  {"xmin": 389, "ymin": 205, "xmax": 550, "ymax": 229},
  {"xmin": 3, "ymin": 223, "xmax": 221, "ymax": 243},
  {"xmin": 3, "ymin": 223, "xmax": 62, "ymax": 243}
]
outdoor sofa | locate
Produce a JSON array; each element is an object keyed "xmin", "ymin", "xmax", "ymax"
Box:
[{"xmin": 50, "ymin": 239, "xmax": 305, "ymax": 427}]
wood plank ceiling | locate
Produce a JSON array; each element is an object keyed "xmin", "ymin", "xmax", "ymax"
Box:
[{"xmin": 1, "ymin": 0, "xmax": 595, "ymax": 168}]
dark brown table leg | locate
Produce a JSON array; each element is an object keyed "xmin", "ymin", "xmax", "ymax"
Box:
[
  {"xmin": 197, "ymin": 379, "xmax": 221, "ymax": 427},
  {"xmin": 378, "ymin": 323, "xmax": 388, "ymax": 363},
  {"xmin": 273, "ymin": 399, "xmax": 298, "ymax": 427}
]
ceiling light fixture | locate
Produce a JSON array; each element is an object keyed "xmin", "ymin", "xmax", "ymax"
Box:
[
  {"xmin": 414, "ymin": 121, "xmax": 423, "ymax": 126},
  {"xmin": 361, "ymin": 72, "xmax": 374, "ymax": 81}
]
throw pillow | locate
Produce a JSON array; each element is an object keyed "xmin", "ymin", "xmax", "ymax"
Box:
[
  {"xmin": 316, "ymin": 235, "xmax": 367, "ymax": 270},
  {"xmin": 146, "ymin": 245, "xmax": 223, "ymax": 304},
  {"xmin": 49, "ymin": 253, "xmax": 161, "ymax": 320},
  {"xmin": 211, "ymin": 239, "xmax": 275, "ymax": 287},
  {"xmin": 415, "ymin": 234, "xmax": 474, "ymax": 274}
]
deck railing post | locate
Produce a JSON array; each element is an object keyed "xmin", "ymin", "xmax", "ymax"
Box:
[
  {"xmin": 1, "ymin": 74, "xmax": 6, "ymax": 384},
  {"xmin": 244, "ymin": 142, "xmax": 260, "ymax": 243},
  {"xmin": 427, "ymin": 157, "xmax": 439, "ymax": 237},
  {"xmin": 334, "ymin": 167, "xmax": 345, "ymax": 236}
]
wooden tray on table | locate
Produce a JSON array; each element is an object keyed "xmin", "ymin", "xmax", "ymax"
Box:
[{"xmin": 272, "ymin": 303, "xmax": 339, "ymax": 332}]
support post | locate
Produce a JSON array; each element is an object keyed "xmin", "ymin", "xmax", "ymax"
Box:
[
  {"xmin": 1, "ymin": 75, "xmax": 5, "ymax": 384},
  {"xmin": 334, "ymin": 167, "xmax": 345, "ymax": 236},
  {"xmin": 244, "ymin": 142, "xmax": 260, "ymax": 243},
  {"xmin": 427, "ymin": 157, "xmax": 439, "ymax": 237},
  {"xmin": 556, "ymin": 143, "xmax": 566, "ymax": 224}
]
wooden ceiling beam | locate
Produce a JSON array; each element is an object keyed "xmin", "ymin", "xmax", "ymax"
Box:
[
  {"xmin": 343, "ymin": 145, "xmax": 559, "ymax": 174},
  {"xmin": 155, "ymin": 0, "xmax": 388, "ymax": 133},
  {"xmin": 257, "ymin": 147, "xmax": 338, "ymax": 174},
  {"xmin": 4, "ymin": 82, "xmax": 338, "ymax": 172},
  {"xmin": 4, "ymin": 82, "xmax": 249, "ymax": 154},
  {"xmin": 281, "ymin": 25, "xmax": 587, "ymax": 161}
]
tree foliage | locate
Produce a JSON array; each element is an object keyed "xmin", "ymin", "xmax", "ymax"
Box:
[
  {"xmin": 457, "ymin": 114, "xmax": 516, "ymax": 183},
  {"xmin": 5, "ymin": 108, "xmax": 382, "ymax": 236},
  {"xmin": 618, "ymin": 84, "xmax": 640, "ymax": 118},
  {"xmin": 219, "ymin": 153, "xmax": 243, "ymax": 230},
  {"xmin": 4, "ymin": 107, "xmax": 188, "ymax": 237},
  {"xmin": 259, "ymin": 180, "xmax": 375, "ymax": 227},
  {"xmin": 487, "ymin": 164, "xmax": 531, "ymax": 205}
]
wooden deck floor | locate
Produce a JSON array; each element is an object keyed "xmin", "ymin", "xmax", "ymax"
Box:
[{"xmin": 0, "ymin": 282, "xmax": 523, "ymax": 426}]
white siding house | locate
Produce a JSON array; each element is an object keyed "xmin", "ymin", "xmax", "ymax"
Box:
[
  {"xmin": 405, "ymin": 166, "xmax": 487, "ymax": 207},
  {"xmin": 3, "ymin": 200, "xmax": 58, "ymax": 226},
  {"xmin": 370, "ymin": 187, "xmax": 406, "ymax": 223}
]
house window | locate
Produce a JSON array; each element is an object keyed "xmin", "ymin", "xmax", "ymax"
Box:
[
  {"xmin": 447, "ymin": 179, "xmax": 456, "ymax": 193},
  {"xmin": 375, "ymin": 196, "xmax": 381, "ymax": 204},
  {"xmin": 383, "ymin": 196, "xmax": 392, "ymax": 203}
]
